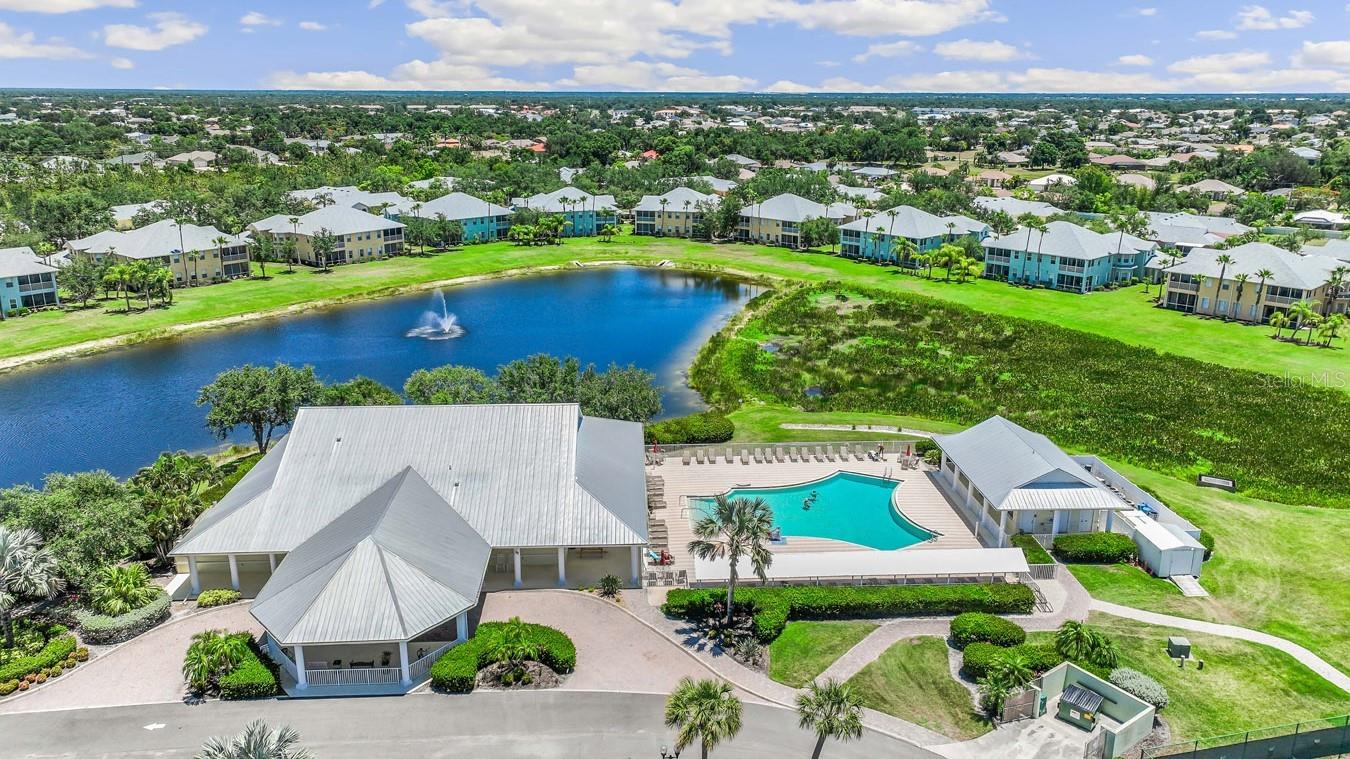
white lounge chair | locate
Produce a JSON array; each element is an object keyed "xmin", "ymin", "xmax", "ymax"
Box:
[
  {"xmin": 814, "ymin": 446, "xmax": 825, "ymax": 462},
  {"xmin": 740, "ymin": 449, "xmax": 749, "ymax": 465},
  {"xmin": 854, "ymin": 444, "xmax": 865, "ymax": 461},
  {"xmin": 725, "ymin": 447, "xmax": 734, "ymax": 464},
  {"xmin": 682, "ymin": 450, "xmax": 691, "ymax": 465},
  {"xmin": 753, "ymin": 448, "xmax": 764, "ymax": 464}
]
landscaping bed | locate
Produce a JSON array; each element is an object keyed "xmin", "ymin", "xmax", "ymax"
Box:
[
  {"xmin": 73, "ymin": 589, "xmax": 172, "ymax": 645},
  {"xmin": 0, "ymin": 622, "xmax": 85, "ymax": 698},
  {"xmin": 429, "ymin": 619, "xmax": 576, "ymax": 694}
]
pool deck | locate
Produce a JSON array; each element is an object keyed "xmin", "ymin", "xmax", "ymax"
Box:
[{"xmin": 650, "ymin": 457, "xmax": 982, "ymax": 577}]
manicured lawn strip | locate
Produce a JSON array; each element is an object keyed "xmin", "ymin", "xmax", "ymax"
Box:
[
  {"xmin": 767, "ymin": 621, "xmax": 877, "ymax": 687},
  {"xmin": 1066, "ymin": 563, "xmax": 1187, "ymax": 607},
  {"xmin": 1009, "ymin": 534, "xmax": 1053, "ymax": 565},
  {"xmin": 4, "ymin": 234, "xmax": 1344, "ymax": 385},
  {"xmin": 847, "ymin": 636, "xmax": 992, "ymax": 741},
  {"xmin": 726, "ymin": 404, "xmax": 957, "ymax": 442},
  {"xmin": 1029, "ymin": 614, "xmax": 1350, "ymax": 742}
]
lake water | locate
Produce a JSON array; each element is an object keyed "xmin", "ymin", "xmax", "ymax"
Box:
[{"xmin": 0, "ymin": 267, "xmax": 756, "ymax": 486}]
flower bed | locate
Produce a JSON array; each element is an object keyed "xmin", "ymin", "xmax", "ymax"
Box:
[
  {"xmin": 73, "ymin": 589, "xmax": 171, "ymax": 645},
  {"xmin": 429, "ymin": 621, "xmax": 575, "ymax": 694},
  {"xmin": 0, "ymin": 623, "xmax": 80, "ymax": 695}
]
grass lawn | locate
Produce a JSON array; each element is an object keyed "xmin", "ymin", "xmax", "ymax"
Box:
[
  {"xmin": 847, "ymin": 636, "xmax": 992, "ymax": 741},
  {"xmin": 767, "ymin": 620, "xmax": 877, "ymax": 687},
  {"xmin": 727, "ymin": 404, "xmax": 960, "ymax": 443},
  {"xmin": 1030, "ymin": 614, "xmax": 1350, "ymax": 742},
  {"xmin": 4, "ymin": 233, "xmax": 1344, "ymax": 386},
  {"xmin": 1010, "ymin": 534, "xmax": 1053, "ymax": 565},
  {"xmin": 1066, "ymin": 563, "xmax": 1186, "ymax": 608}
]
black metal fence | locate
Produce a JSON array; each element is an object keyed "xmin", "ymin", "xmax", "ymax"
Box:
[{"xmin": 1142, "ymin": 715, "xmax": 1349, "ymax": 759}]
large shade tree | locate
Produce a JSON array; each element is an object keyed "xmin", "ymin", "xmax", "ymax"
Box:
[{"xmin": 197, "ymin": 363, "xmax": 322, "ymax": 454}]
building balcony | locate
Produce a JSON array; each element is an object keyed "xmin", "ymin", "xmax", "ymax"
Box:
[
  {"xmin": 1263, "ymin": 294, "xmax": 1299, "ymax": 306},
  {"xmin": 1168, "ymin": 280, "xmax": 1199, "ymax": 293}
]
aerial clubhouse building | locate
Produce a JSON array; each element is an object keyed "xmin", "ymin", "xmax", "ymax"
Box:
[{"xmin": 171, "ymin": 403, "xmax": 647, "ymax": 693}]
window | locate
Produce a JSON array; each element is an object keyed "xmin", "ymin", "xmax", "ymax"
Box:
[{"xmin": 1200, "ymin": 297, "xmax": 1209, "ymax": 309}]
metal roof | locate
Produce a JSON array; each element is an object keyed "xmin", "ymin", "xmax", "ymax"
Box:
[
  {"xmin": 634, "ymin": 187, "xmax": 717, "ymax": 212},
  {"xmin": 739, "ymin": 193, "xmax": 856, "ymax": 222},
  {"xmin": 0, "ymin": 247, "xmax": 55, "ymax": 278},
  {"xmin": 251, "ymin": 205, "xmax": 404, "ymax": 237},
  {"xmin": 415, "ymin": 191, "xmax": 513, "ymax": 220},
  {"xmin": 984, "ymin": 221, "xmax": 1154, "ymax": 262},
  {"xmin": 521, "ymin": 187, "xmax": 618, "ymax": 213},
  {"xmin": 67, "ymin": 219, "xmax": 245, "ymax": 258},
  {"xmin": 250, "ymin": 467, "xmax": 491, "ymax": 645},
  {"xmin": 972, "ymin": 196, "xmax": 1062, "ymax": 219},
  {"xmin": 933, "ymin": 416, "xmax": 1109, "ymax": 510},
  {"xmin": 1062, "ymin": 684, "xmax": 1105, "ymax": 712},
  {"xmin": 174, "ymin": 404, "xmax": 647, "ymax": 556},
  {"xmin": 1167, "ymin": 242, "xmax": 1342, "ymax": 290}
]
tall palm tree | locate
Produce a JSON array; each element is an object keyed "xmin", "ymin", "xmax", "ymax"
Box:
[
  {"xmin": 211, "ymin": 236, "xmax": 231, "ymax": 283},
  {"xmin": 196, "ymin": 720, "xmax": 312, "ymax": 759},
  {"xmin": 1015, "ymin": 214, "xmax": 1047, "ymax": 284},
  {"xmin": 0, "ymin": 525, "xmax": 65, "ymax": 649},
  {"xmin": 1254, "ymin": 267, "xmax": 1274, "ymax": 313},
  {"xmin": 683, "ymin": 199, "xmax": 693, "ymax": 237},
  {"xmin": 1054, "ymin": 621, "xmax": 1095, "ymax": 661},
  {"xmin": 658, "ymin": 197, "xmax": 670, "ymax": 236},
  {"xmin": 1269, "ymin": 310, "xmax": 1290, "ymax": 340},
  {"xmin": 1325, "ymin": 267, "xmax": 1348, "ymax": 316},
  {"xmin": 287, "ymin": 217, "xmax": 300, "ymax": 271},
  {"xmin": 859, "ymin": 211, "xmax": 875, "ymax": 260},
  {"xmin": 1212, "ymin": 253, "xmax": 1234, "ymax": 318},
  {"xmin": 796, "ymin": 679, "xmax": 864, "ymax": 759},
  {"xmin": 1232, "ymin": 273, "xmax": 1250, "ymax": 322},
  {"xmin": 687, "ymin": 495, "xmax": 773, "ymax": 626},
  {"xmin": 664, "ymin": 677, "xmax": 743, "ymax": 759}
]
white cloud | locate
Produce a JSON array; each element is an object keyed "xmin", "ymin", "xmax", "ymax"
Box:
[
  {"xmin": 933, "ymin": 38, "xmax": 1028, "ymax": 62},
  {"xmin": 1168, "ymin": 50, "xmax": 1269, "ymax": 74},
  {"xmin": 368, "ymin": 0, "xmax": 385, "ymax": 7},
  {"xmin": 0, "ymin": 22, "xmax": 92, "ymax": 59},
  {"xmin": 851, "ymin": 40, "xmax": 921, "ymax": 63},
  {"xmin": 1131, "ymin": 7, "xmax": 1158, "ymax": 16},
  {"xmin": 1194, "ymin": 29, "xmax": 1238, "ymax": 40},
  {"xmin": 1292, "ymin": 40, "xmax": 1350, "ymax": 69},
  {"xmin": 298, "ymin": 21, "xmax": 327, "ymax": 31},
  {"xmin": 109, "ymin": 56, "xmax": 133, "ymax": 68},
  {"xmin": 240, "ymin": 11, "xmax": 282, "ymax": 27},
  {"xmin": 1117, "ymin": 54, "xmax": 1153, "ymax": 66},
  {"xmin": 561, "ymin": 61, "xmax": 754, "ymax": 91},
  {"xmin": 104, "ymin": 12, "xmax": 206, "ymax": 51},
  {"xmin": 1235, "ymin": 5, "xmax": 1314, "ymax": 30},
  {"xmin": 887, "ymin": 69, "xmax": 1007, "ymax": 92},
  {"xmin": 0, "ymin": 0, "xmax": 134, "ymax": 12}
]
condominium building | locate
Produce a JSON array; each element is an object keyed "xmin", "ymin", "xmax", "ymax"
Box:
[
  {"xmin": 67, "ymin": 219, "xmax": 250, "ymax": 286},
  {"xmin": 737, "ymin": 193, "xmax": 858, "ymax": 248},
  {"xmin": 1161, "ymin": 242, "xmax": 1348, "ymax": 322},
  {"xmin": 411, "ymin": 192, "xmax": 514, "ymax": 242},
  {"xmin": 0, "ymin": 246, "xmax": 59, "ymax": 316},
  {"xmin": 516, "ymin": 188, "xmax": 618, "ymax": 236},
  {"xmin": 839, "ymin": 205, "xmax": 989, "ymax": 262},
  {"xmin": 250, "ymin": 206, "xmax": 405, "ymax": 266},
  {"xmin": 633, "ymin": 187, "xmax": 718, "ymax": 237},
  {"xmin": 982, "ymin": 221, "xmax": 1158, "ymax": 292}
]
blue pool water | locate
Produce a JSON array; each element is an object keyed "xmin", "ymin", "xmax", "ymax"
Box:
[{"xmin": 698, "ymin": 472, "xmax": 935, "ymax": 550}]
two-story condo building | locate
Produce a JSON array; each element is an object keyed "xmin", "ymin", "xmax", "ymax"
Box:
[
  {"xmin": 67, "ymin": 219, "xmax": 250, "ymax": 286},
  {"xmin": 250, "ymin": 206, "xmax": 405, "ymax": 266},
  {"xmin": 287, "ymin": 186, "xmax": 415, "ymax": 219},
  {"xmin": 1161, "ymin": 242, "xmax": 1349, "ymax": 322},
  {"xmin": 412, "ymin": 192, "xmax": 513, "ymax": 242},
  {"xmin": 0, "ymin": 246, "xmax": 59, "ymax": 317},
  {"xmin": 737, "ymin": 193, "xmax": 858, "ymax": 248},
  {"xmin": 517, "ymin": 188, "xmax": 618, "ymax": 236},
  {"xmin": 633, "ymin": 187, "xmax": 718, "ymax": 237},
  {"xmin": 982, "ymin": 221, "xmax": 1158, "ymax": 292},
  {"xmin": 839, "ymin": 205, "xmax": 990, "ymax": 263},
  {"xmin": 973, "ymin": 196, "xmax": 1063, "ymax": 219}
]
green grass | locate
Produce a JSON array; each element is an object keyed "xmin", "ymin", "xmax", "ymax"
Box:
[
  {"xmin": 847, "ymin": 636, "xmax": 992, "ymax": 741},
  {"xmin": 1067, "ymin": 563, "xmax": 1185, "ymax": 606},
  {"xmin": 1030, "ymin": 614, "xmax": 1350, "ymax": 742},
  {"xmin": 726, "ymin": 404, "xmax": 958, "ymax": 443},
  {"xmin": 767, "ymin": 620, "xmax": 877, "ymax": 687},
  {"xmin": 1010, "ymin": 534, "xmax": 1053, "ymax": 565},
  {"xmin": 4, "ymin": 233, "xmax": 1344, "ymax": 387}
]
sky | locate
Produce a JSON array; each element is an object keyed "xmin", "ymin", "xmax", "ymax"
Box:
[{"xmin": 2, "ymin": 1, "xmax": 1350, "ymax": 93}]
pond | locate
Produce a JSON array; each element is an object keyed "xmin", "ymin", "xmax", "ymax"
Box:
[{"xmin": 0, "ymin": 267, "xmax": 756, "ymax": 486}]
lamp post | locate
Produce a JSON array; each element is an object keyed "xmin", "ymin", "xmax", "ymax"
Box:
[{"xmin": 659, "ymin": 746, "xmax": 681, "ymax": 759}]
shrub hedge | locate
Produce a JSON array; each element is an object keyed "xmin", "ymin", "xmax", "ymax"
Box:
[
  {"xmin": 429, "ymin": 621, "xmax": 576, "ymax": 694},
  {"xmin": 643, "ymin": 412, "xmax": 735, "ymax": 445},
  {"xmin": 218, "ymin": 634, "xmax": 280, "ymax": 700},
  {"xmin": 1197, "ymin": 531, "xmax": 1215, "ymax": 561},
  {"xmin": 1010, "ymin": 534, "xmax": 1054, "ymax": 565},
  {"xmin": 663, "ymin": 584, "xmax": 1036, "ymax": 642},
  {"xmin": 74, "ymin": 589, "xmax": 171, "ymax": 645},
  {"xmin": 949, "ymin": 612, "xmax": 1027, "ymax": 650},
  {"xmin": 1052, "ymin": 533, "xmax": 1138, "ymax": 564},
  {"xmin": 961, "ymin": 641, "xmax": 1066, "ymax": 680},
  {"xmin": 196, "ymin": 588, "xmax": 242, "ymax": 608},
  {"xmin": 0, "ymin": 679, "xmax": 18, "ymax": 696},
  {"xmin": 0, "ymin": 627, "xmax": 77, "ymax": 683},
  {"xmin": 1109, "ymin": 667, "xmax": 1170, "ymax": 709}
]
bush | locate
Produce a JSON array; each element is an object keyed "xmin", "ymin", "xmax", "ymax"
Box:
[
  {"xmin": 0, "ymin": 628, "xmax": 77, "ymax": 683},
  {"xmin": 196, "ymin": 588, "xmax": 242, "ymax": 608},
  {"xmin": 950, "ymin": 612, "xmax": 1027, "ymax": 650},
  {"xmin": 1010, "ymin": 534, "xmax": 1053, "ymax": 565},
  {"xmin": 429, "ymin": 621, "xmax": 576, "ymax": 693},
  {"xmin": 217, "ymin": 635, "xmax": 280, "ymax": 700},
  {"xmin": 1052, "ymin": 533, "xmax": 1137, "ymax": 564},
  {"xmin": 914, "ymin": 438, "xmax": 938, "ymax": 455},
  {"xmin": 74, "ymin": 589, "xmax": 171, "ymax": 645},
  {"xmin": 1197, "ymin": 531, "xmax": 1215, "ymax": 560},
  {"xmin": 962, "ymin": 642, "xmax": 1066, "ymax": 680},
  {"xmin": 89, "ymin": 564, "xmax": 159, "ymax": 617},
  {"xmin": 1110, "ymin": 667, "xmax": 1170, "ymax": 709},
  {"xmin": 643, "ymin": 411, "xmax": 735, "ymax": 445},
  {"xmin": 664, "ymin": 583, "xmax": 1036, "ymax": 643},
  {"xmin": 0, "ymin": 679, "xmax": 18, "ymax": 696},
  {"xmin": 598, "ymin": 575, "xmax": 622, "ymax": 598}
]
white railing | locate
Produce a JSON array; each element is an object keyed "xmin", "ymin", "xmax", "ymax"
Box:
[
  {"xmin": 409, "ymin": 641, "xmax": 458, "ymax": 683},
  {"xmin": 305, "ymin": 666, "xmax": 402, "ymax": 687},
  {"xmin": 1168, "ymin": 280, "xmax": 1199, "ymax": 293},
  {"xmin": 265, "ymin": 635, "xmax": 298, "ymax": 682}
]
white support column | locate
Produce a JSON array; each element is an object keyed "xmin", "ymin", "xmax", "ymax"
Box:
[
  {"xmin": 268, "ymin": 553, "xmax": 277, "ymax": 572},
  {"xmin": 557, "ymin": 547, "xmax": 567, "ymax": 586},
  {"xmin": 399, "ymin": 641, "xmax": 411, "ymax": 685},
  {"xmin": 512, "ymin": 549, "xmax": 522, "ymax": 588},
  {"xmin": 228, "ymin": 554, "xmax": 240, "ymax": 591},
  {"xmin": 1105, "ymin": 510, "xmax": 1115, "ymax": 533},
  {"xmin": 456, "ymin": 612, "xmax": 468, "ymax": 643},
  {"xmin": 188, "ymin": 556, "xmax": 201, "ymax": 595},
  {"xmin": 630, "ymin": 545, "xmax": 641, "ymax": 586},
  {"xmin": 294, "ymin": 645, "xmax": 307, "ymax": 689},
  {"xmin": 1050, "ymin": 510, "xmax": 1063, "ymax": 539},
  {"xmin": 998, "ymin": 510, "xmax": 1010, "ymax": 548}
]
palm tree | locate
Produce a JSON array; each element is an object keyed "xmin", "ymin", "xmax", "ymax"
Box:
[
  {"xmin": 1147, "ymin": 254, "xmax": 1174, "ymax": 297},
  {"xmin": 859, "ymin": 211, "xmax": 875, "ymax": 260},
  {"xmin": 659, "ymin": 197, "xmax": 670, "ymax": 236},
  {"xmin": 1054, "ymin": 621, "xmax": 1095, "ymax": 661},
  {"xmin": 1288, "ymin": 300, "xmax": 1321, "ymax": 345},
  {"xmin": 130, "ymin": 260, "xmax": 156, "ymax": 311},
  {"xmin": 1254, "ymin": 267, "xmax": 1274, "ymax": 312},
  {"xmin": 196, "ymin": 720, "xmax": 312, "ymax": 759},
  {"xmin": 664, "ymin": 677, "xmax": 743, "ymax": 759},
  {"xmin": 104, "ymin": 262, "xmax": 134, "ymax": 313},
  {"xmin": 90, "ymin": 563, "xmax": 158, "ymax": 616},
  {"xmin": 1232, "ymin": 273, "xmax": 1250, "ymax": 321},
  {"xmin": 796, "ymin": 679, "xmax": 864, "ymax": 759},
  {"xmin": 686, "ymin": 495, "xmax": 774, "ymax": 626},
  {"xmin": 491, "ymin": 616, "xmax": 541, "ymax": 682},
  {"xmin": 1269, "ymin": 310, "xmax": 1290, "ymax": 340},
  {"xmin": 1015, "ymin": 214, "xmax": 1047, "ymax": 284},
  {"xmin": 1085, "ymin": 633, "xmax": 1119, "ymax": 669},
  {"xmin": 211, "ymin": 236, "xmax": 231, "ymax": 283},
  {"xmin": 600, "ymin": 223, "xmax": 618, "ymax": 242},
  {"xmin": 1325, "ymin": 267, "xmax": 1348, "ymax": 316},
  {"xmin": 182, "ymin": 630, "xmax": 250, "ymax": 694},
  {"xmin": 1317, "ymin": 313, "xmax": 1345, "ymax": 347},
  {"xmin": 0, "ymin": 525, "xmax": 65, "ymax": 649},
  {"xmin": 1212, "ymin": 254, "xmax": 1235, "ymax": 318},
  {"xmin": 683, "ymin": 199, "xmax": 693, "ymax": 237},
  {"xmin": 936, "ymin": 243, "xmax": 963, "ymax": 283},
  {"xmin": 287, "ymin": 217, "xmax": 300, "ymax": 271},
  {"xmin": 894, "ymin": 237, "xmax": 917, "ymax": 271}
]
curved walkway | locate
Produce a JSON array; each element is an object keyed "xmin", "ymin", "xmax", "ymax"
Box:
[{"xmin": 1090, "ymin": 600, "xmax": 1350, "ymax": 693}]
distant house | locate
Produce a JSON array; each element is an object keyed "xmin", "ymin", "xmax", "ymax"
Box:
[
  {"xmin": 67, "ymin": 219, "xmax": 249, "ymax": 286},
  {"xmin": 840, "ymin": 205, "xmax": 988, "ymax": 263},
  {"xmin": 982, "ymin": 220, "xmax": 1157, "ymax": 292},
  {"xmin": 1089, "ymin": 154, "xmax": 1146, "ymax": 171},
  {"xmin": 1115, "ymin": 173, "xmax": 1157, "ymax": 191},
  {"xmin": 972, "ymin": 196, "xmax": 1062, "ymax": 219},
  {"xmin": 1026, "ymin": 174, "xmax": 1076, "ymax": 193},
  {"xmin": 835, "ymin": 185, "xmax": 884, "ymax": 203},
  {"xmin": 408, "ymin": 176, "xmax": 457, "ymax": 191},
  {"xmin": 104, "ymin": 151, "xmax": 159, "ymax": 170},
  {"xmin": 737, "ymin": 193, "xmax": 858, "ymax": 248},
  {"xmin": 287, "ymin": 186, "xmax": 414, "ymax": 219},
  {"xmin": 722, "ymin": 153, "xmax": 762, "ymax": 170},
  {"xmin": 1161, "ymin": 242, "xmax": 1348, "ymax": 322},
  {"xmin": 1179, "ymin": 178, "xmax": 1245, "ymax": 200},
  {"xmin": 229, "ymin": 145, "xmax": 283, "ymax": 165},
  {"xmin": 412, "ymin": 192, "xmax": 514, "ymax": 242},
  {"xmin": 633, "ymin": 187, "xmax": 718, "ymax": 237},
  {"xmin": 1292, "ymin": 209, "xmax": 1349, "ymax": 230},
  {"xmin": 996, "ymin": 151, "xmax": 1030, "ymax": 166},
  {"xmin": 971, "ymin": 169, "xmax": 1012, "ymax": 189},
  {"xmin": 516, "ymin": 188, "xmax": 618, "ymax": 236},
  {"xmin": 110, "ymin": 200, "xmax": 168, "ymax": 230},
  {"xmin": 678, "ymin": 176, "xmax": 738, "ymax": 195},
  {"xmin": 165, "ymin": 150, "xmax": 218, "ymax": 171},
  {"xmin": 0, "ymin": 246, "xmax": 59, "ymax": 316},
  {"xmin": 1145, "ymin": 211, "xmax": 1250, "ymax": 241},
  {"xmin": 251, "ymin": 206, "xmax": 405, "ymax": 266},
  {"xmin": 851, "ymin": 166, "xmax": 898, "ymax": 184}
]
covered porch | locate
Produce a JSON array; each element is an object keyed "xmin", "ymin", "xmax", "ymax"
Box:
[
  {"xmin": 482, "ymin": 546, "xmax": 643, "ymax": 591},
  {"xmin": 174, "ymin": 553, "xmax": 282, "ymax": 599}
]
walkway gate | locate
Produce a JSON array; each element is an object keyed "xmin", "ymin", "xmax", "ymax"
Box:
[
  {"xmin": 1084, "ymin": 729, "xmax": 1106, "ymax": 759},
  {"xmin": 1001, "ymin": 689, "xmax": 1038, "ymax": 723}
]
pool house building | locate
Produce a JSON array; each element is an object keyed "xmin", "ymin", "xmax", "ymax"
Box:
[
  {"xmin": 981, "ymin": 221, "xmax": 1157, "ymax": 292},
  {"xmin": 170, "ymin": 403, "xmax": 648, "ymax": 694},
  {"xmin": 839, "ymin": 205, "xmax": 989, "ymax": 262}
]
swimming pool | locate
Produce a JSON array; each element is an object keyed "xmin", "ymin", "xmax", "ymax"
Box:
[{"xmin": 696, "ymin": 472, "xmax": 936, "ymax": 550}]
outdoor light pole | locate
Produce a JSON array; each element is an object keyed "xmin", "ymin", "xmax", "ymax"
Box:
[{"xmin": 659, "ymin": 746, "xmax": 680, "ymax": 759}]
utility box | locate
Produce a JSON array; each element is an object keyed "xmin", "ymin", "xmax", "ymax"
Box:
[{"xmin": 1168, "ymin": 636, "xmax": 1191, "ymax": 659}]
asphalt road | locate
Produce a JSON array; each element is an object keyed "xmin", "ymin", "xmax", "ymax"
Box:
[{"xmin": 1, "ymin": 690, "xmax": 944, "ymax": 759}]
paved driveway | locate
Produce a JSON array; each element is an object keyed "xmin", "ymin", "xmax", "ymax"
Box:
[{"xmin": 0, "ymin": 604, "xmax": 260, "ymax": 714}]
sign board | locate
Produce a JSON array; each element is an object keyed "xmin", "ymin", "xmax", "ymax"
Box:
[{"xmin": 1196, "ymin": 474, "xmax": 1236, "ymax": 492}]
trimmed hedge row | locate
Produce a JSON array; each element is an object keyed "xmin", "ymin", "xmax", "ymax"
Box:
[
  {"xmin": 664, "ymin": 583, "xmax": 1037, "ymax": 642},
  {"xmin": 961, "ymin": 641, "xmax": 1066, "ymax": 680},
  {"xmin": 429, "ymin": 621, "xmax": 576, "ymax": 694},
  {"xmin": 196, "ymin": 589, "xmax": 242, "ymax": 609},
  {"xmin": 74, "ymin": 590, "xmax": 171, "ymax": 645},
  {"xmin": 0, "ymin": 627, "xmax": 77, "ymax": 683},
  {"xmin": 644, "ymin": 412, "xmax": 735, "ymax": 445},
  {"xmin": 1052, "ymin": 533, "xmax": 1138, "ymax": 564},
  {"xmin": 218, "ymin": 634, "xmax": 280, "ymax": 700},
  {"xmin": 949, "ymin": 612, "xmax": 1027, "ymax": 650}
]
